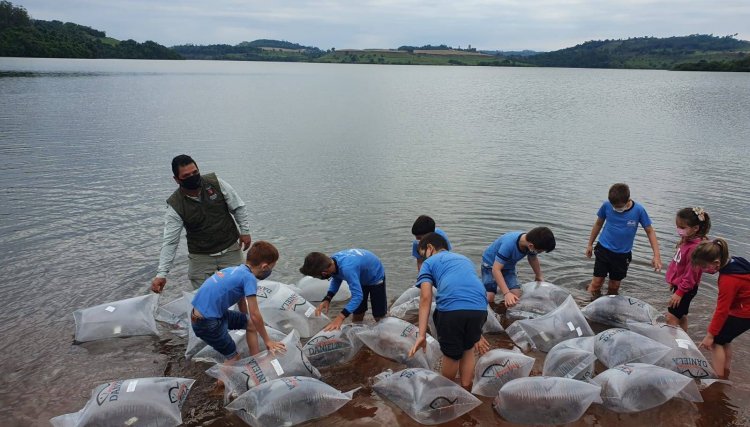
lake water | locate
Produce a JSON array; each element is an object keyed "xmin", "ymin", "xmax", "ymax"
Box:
[{"xmin": 0, "ymin": 57, "xmax": 749, "ymax": 426}]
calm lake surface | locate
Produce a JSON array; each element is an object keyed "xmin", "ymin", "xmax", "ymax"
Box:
[{"xmin": 1, "ymin": 58, "xmax": 749, "ymax": 426}]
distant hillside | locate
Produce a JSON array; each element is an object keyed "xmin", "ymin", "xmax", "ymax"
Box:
[
  {"xmin": 673, "ymin": 55, "xmax": 750, "ymax": 72},
  {"xmin": 514, "ymin": 34, "xmax": 750, "ymax": 69},
  {"xmin": 172, "ymin": 40, "xmax": 323, "ymax": 61},
  {"xmin": 0, "ymin": 1, "xmax": 180, "ymax": 59}
]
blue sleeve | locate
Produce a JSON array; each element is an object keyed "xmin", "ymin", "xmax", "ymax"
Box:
[
  {"xmin": 343, "ymin": 273, "xmax": 363, "ymax": 315},
  {"xmin": 243, "ymin": 276, "xmax": 257, "ymax": 297},
  {"xmin": 415, "ymin": 261, "xmax": 434, "ymax": 288},
  {"xmin": 495, "ymin": 240, "xmax": 514, "ymax": 265},
  {"xmin": 327, "ymin": 277, "xmax": 342, "ymax": 295},
  {"xmin": 639, "ymin": 206, "xmax": 653, "ymax": 228},
  {"xmin": 412, "ymin": 240, "xmax": 420, "ymax": 259},
  {"xmin": 597, "ymin": 202, "xmax": 608, "ymax": 219}
]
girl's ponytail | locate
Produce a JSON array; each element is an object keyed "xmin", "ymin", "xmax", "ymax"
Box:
[{"xmin": 692, "ymin": 237, "xmax": 730, "ymax": 267}]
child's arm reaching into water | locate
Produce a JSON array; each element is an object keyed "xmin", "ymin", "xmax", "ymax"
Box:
[
  {"xmin": 585, "ymin": 218, "xmax": 605, "ymax": 258},
  {"xmin": 644, "ymin": 225, "xmax": 662, "ymax": 271}
]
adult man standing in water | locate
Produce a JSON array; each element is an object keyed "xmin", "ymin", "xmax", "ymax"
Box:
[{"xmin": 151, "ymin": 154, "xmax": 252, "ymax": 293}]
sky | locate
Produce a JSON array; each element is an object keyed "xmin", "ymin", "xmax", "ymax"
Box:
[{"xmin": 15, "ymin": 0, "xmax": 750, "ymax": 51}]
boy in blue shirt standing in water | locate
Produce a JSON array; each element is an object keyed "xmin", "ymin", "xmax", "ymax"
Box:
[
  {"xmin": 481, "ymin": 227, "xmax": 556, "ymax": 306},
  {"xmin": 411, "ymin": 215, "xmax": 452, "ymax": 272},
  {"xmin": 585, "ymin": 183, "xmax": 662, "ymax": 297},
  {"xmin": 409, "ymin": 233, "xmax": 488, "ymax": 388},
  {"xmin": 300, "ymin": 249, "xmax": 387, "ymax": 331}
]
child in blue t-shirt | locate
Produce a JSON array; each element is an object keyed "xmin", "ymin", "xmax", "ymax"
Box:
[
  {"xmin": 481, "ymin": 227, "xmax": 556, "ymax": 306},
  {"xmin": 411, "ymin": 215, "xmax": 452, "ymax": 272},
  {"xmin": 585, "ymin": 183, "xmax": 662, "ymax": 297},
  {"xmin": 300, "ymin": 249, "xmax": 387, "ymax": 331},
  {"xmin": 408, "ymin": 232, "xmax": 488, "ymax": 388},
  {"xmin": 190, "ymin": 241, "xmax": 286, "ymax": 363}
]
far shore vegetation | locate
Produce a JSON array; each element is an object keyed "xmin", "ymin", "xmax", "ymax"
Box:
[{"xmin": 2, "ymin": 1, "xmax": 749, "ymax": 71}]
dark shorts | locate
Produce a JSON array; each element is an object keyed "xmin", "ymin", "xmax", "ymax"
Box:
[
  {"xmin": 593, "ymin": 243, "xmax": 632, "ymax": 281},
  {"xmin": 714, "ymin": 315, "xmax": 750, "ymax": 345},
  {"xmin": 667, "ymin": 286, "xmax": 698, "ymax": 319},
  {"xmin": 353, "ymin": 279, "xmax": 387, "ymax": 318},
  {"xmin": 191, "ymin": 310, "xmax": 248, "ymax": 358},
  {"xmin": 432, "ymin": 309, "xmax": 487, "ymax": 360}
]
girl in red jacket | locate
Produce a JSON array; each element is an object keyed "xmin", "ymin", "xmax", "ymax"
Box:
[
  {"xmin": 665, "ymin": 207, "xmax": 711, "ymax": 331},
  {"xmin": 693, "ymin": 238, "xmax": 750, "ymax": 380}
]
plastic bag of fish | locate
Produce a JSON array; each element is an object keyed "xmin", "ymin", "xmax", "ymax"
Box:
[
  {"xmin": 542, "ymin": 336, "xmax": 597, "ymax": 380},
  {"xmin": 505, "ymin": 296, "xmax": 593, "ymax": 352},
  {"xmin": 594, "ymin": 328, "xmax": 672, "ymax": 368},
  {"xmin": 73, "ymin": 294, "xmax": 159, "ymax": 342},
  {"xmin": 471, "ymin": 348, "xmax": 535, "ymax": 397},
  {"xmin": 373, "ymin": 368, "xmax": 481, "ymax": 425},
  {"xmin": 389, "ymin": 287, "xmax": 425, "ymax": 319},
  {"xmin": 205, "ymin": 330, "xmax": 320, "ymax": 403},
  {"xmin": 226, "ymin": 376, "xmax": 357, "ymax": 427},
  {"xmin": 295, "ymin": 276, "xmax": 351, "ymax": 302},
  {"xmin": 301, "ymin": 323, "xmax": 365, "ymax": 368},
  {"xmin": 355, "ymin": 317, "xmax": 441, "ymax": 369},
  {"xmin": 592, "ymin": 363, "xmax": 703, "ymax": 413},
  {"xmin": 50, "ymin": 377, "xmax": 194, "ymax": 427},
  {"xmin": 581, "ymin": 294, "xmax": 664, "ymax": 328},
  {"xmin": 255, "ymin": 281, "xmax": 329, "ymax": 338},
  {"xmin": 193, "ymin": 326, "xmax": 286, "ymax": 364},
  {"xmin": 154, "ymin": 291, "xmax": 195, "ymax": 336},
  {"xmin": 506, "ymin": 281, "xmax": 571, "ymax": 320},
  {"xmin": 494, "ymin": 376, "xmax": 602, "ymax": 425}
]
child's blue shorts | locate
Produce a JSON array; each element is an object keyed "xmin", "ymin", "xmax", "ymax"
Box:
[{"xmin": 481, "ymin": 265, "xmax": 519, "ymax": 293}]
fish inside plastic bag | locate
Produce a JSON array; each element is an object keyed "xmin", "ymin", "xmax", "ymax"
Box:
[
  {"xmin": 355, "ymin": 317, "xmax": 441, "ymax": 370},
  {"xmin": 505, "ymin": 295, "xmax": 594, "ymax": 352},
  {"xmin": 256, "ymin": 281, "xmax": 329, "ymax": 338},
  {"xmin": 205, "ymin": 330, "xmax": 320, "ymax": 403},
  {"xmin": 592, "ymin": 363, "xmax": 703, "ymax": 413},
  {"xmin": 471, "ymin": 348, "xmax": 535, "ymax": 397},
  {"xmin": 226, "ymin": 376, "xmax": 357, "ymax": 427},
  {"xmin": 301, "ymin": 323, "xmax": 365, "ymax": 368},
  {"xmin": 594, "ymin": 328, "xmax": 673, "ymax": 368},
  {"xmin": 581, "ymin": 294, "xmax": 665, "ymax": 328},
  {"xmin": 506, "ymin": 281, "xmax": 571, "ymax": 320},
  {"xmin": 193, "ymin": 326, "xmax": 287, "ymax": 364},
  {"xmin": 50, "ymin": 377, "xmax": 195, "ymax": 427},
  {"xmin": 73, "ymin": 294, "xmax": 159, "ymax": 342},
  {"xmin": 542, "ymin": 336, "xmax": 597, "ymax": 380},
  {"xmin": 494, "ymin": 376, "xmax": 602, "ymax": 425},
  {"xmin": 373, "ymin": 368, "xmax": 482, "ymax": 425},
  {"xmin": 626, "ymin": 321, "xmax": 717, "ymax": 379},
  {"xmin": 296, "ymin": 276, "xmax": 351, "ymax": 302}
]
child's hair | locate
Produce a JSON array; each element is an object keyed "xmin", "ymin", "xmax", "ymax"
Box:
[
  {"xmin": 676, "ymin": 207, "xmax": 711, "ymax": 240},
  {"xmin": 691, "ymin": 238, "xmax": 730, "ymax": 268},
  {"xmin": 608, "ymin": 183, "xmax": 630, "ymax": 206},
  {"xmin": 171, "ymin": 154, "xmax": 196, "ymax": 177},
  {"xmin": 412, "ymin": 215, "xmax": 436, "ymax": 236},
  {"xmin": 246, "ymin": 241, "xmax": 279, "ymax": 265},
  {"xmin": 299, "ymin": 252, "xmax": 332, "ymax": 277},
  {"xmin": 417, "ymin": 232, "xmax": 449, "ymax": 252},
  {"xmin": 526, "ymin": 227, "xmax": 556, "ymax": 252}
]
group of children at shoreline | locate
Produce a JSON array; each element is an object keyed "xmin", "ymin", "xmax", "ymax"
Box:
[{"xmin": 160, "ymin": 181, "xmax": 750, "ymax": 390}]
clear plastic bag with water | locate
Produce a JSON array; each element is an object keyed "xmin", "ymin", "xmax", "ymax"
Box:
[
  {"xmin": 581, "ymin": 294, "xmax": 664, "ymax": 328},
  {"xmin": 373, "ymin": 368, "xmax": 482, "ymax": 425},
  {"xmin": 50, "ymin": 377, "xmax": 195, "ymax": 427},
  {"xmin": 592, "ymin": 363, "xmax": 704, "ymax": 413},
  {"xmin": 494, "ymin": 376, "xmax": 602, "ymax": 425},
  {"xmin": 296, "ymin": 276, "xmax": 351, "ymax": 302},
  {"xmin": 301, "ymin": 323, "xmax": 365, "ymax": 368},
  {"xmin": 155, "ymin": 291, "xmax": 195, "ymax": 337},
  {"xmin": 355, "ymin": 317, "xmax": 441, "ymax": 370},
  {"xmin": 506, "ymin": 281, "xmax": 571, "ymax": 320},
  {"xmin": 594, "ymin": 328, "xmax": 672, "ymax": 368},
  {"xmin": 471, "ymin": 348, "xmax": 535, "ymax": 397},
  {"xmin": 73, "ymin": 294, "xmax": 159, "ymax": 342},
  {"xmin": 389, "ymin": 287, "xmax": 423, "ymax": 319},
  {"xmin": 205, "ymin": 330, "xmax": 321, "ymax": 403},
  {"xmin": 505, "ymin": 295, "xmax": 594, "ymax": 352},
  {"xmin": 193, "ymin": 326, "xmax": 286, "ymax": 364},
  {"xmin": 226, "ymin": 376, "xmax": 357, "ymax": 427},
  {"xmin": 542, "ymin": 336, "xmax": 597, "ymax": 380},
  {"xmin": 627, "ymin": 321, "xmax": 717, "ymax": 379},
  {"xmin": 256, "ymin": 281, "xmax": 329, "ymax": 338}
]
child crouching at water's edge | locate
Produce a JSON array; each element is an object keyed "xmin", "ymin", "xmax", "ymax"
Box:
[{"xmin": 693, "ymin": 238, "xmax": 750, "ymax": 380}]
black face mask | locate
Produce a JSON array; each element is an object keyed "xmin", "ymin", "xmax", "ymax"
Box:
[{"xmin": 180, "ymin": 173, "xmax": 202, "ymax": 190}]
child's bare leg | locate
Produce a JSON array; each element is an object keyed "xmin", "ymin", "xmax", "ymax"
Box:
[
  {"xmin": 665, "ymin": 312, "xmax": 680, "ymax": 327},
  {"xmin": 725, "ymin": 343, "xmax": 732, "ymax": 378},
  {"xmin": 245, "ymin": 322, "xmax": 260, "ymax": 355},
  {"xmin": 486, "ymin": 291, "xmax": 496, "ymax": 304},
  {"xmin": 441, "ymin": 355, "xmax": 460, "ymax": 380},
  {"xmin": 352, "ymin": 312, "xmax": 366, "ymax": 323},
  {"xmin": 606, "ymin": 280, "xmax": 621, "ymax": 295},
  {"xmin": 587, "ymin": 277, "xmax": 605, "ymax": 296},
  {"xmin": 458, "ymin": 348, "xmax": 476, "ymax": 388},
  {"xmin": 712, "ymin": 344, "xmax": 728, "ymax": 379},
  {"xmin": 679, "ymin": 315, "xmax": 688, "ymax": 332}
]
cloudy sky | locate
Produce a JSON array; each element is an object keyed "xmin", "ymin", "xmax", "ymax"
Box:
[{"xmin": 17, "ymin": 0, "xmax": 750, "ymax": 51}]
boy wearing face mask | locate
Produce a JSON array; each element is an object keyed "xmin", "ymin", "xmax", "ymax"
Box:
[
  {"xmin": 585, "ymin": 183, "xmax": 662, "ymax": 297},
  {"xmin": 190, "ymin": 241, "xmax": 285, "ymax": 361},
  {"xmin": 151, "ymin": 154, "xmax": 252, "ymax": 293}
]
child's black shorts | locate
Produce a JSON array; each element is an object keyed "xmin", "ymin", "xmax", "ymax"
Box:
[
  {"xmin": 353, "ymin": 279, "xmax": 387, "ymax": 318},
  {"xmin": 593, "ymin": 243, "xmax": 632, "ymax": 281},
  {"xmin": 667, "ymin": 286, "xmax": 698, "ymax": 319},
  {"xmin": 432, "ymin": 309, "xmax": 487, "ymax": 360},
  {"xmin": 714, "ymin": 315, "xmax": 750, "ymax": 345}
]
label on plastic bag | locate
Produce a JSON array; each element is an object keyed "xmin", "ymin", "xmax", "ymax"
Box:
[
  {"xmin": 675, "ymin": 338, "xmax": 691, "ymax": 349},
  {"xmin": 305, "ymin": 307, "xmax": 315, "ymax": 318},
  {"xmin": 105, "ymin": 306, "xmax": 116, "ymax": 312},
  {"xmin": 113, "ymin": 326, "xmax": 122, "ymax": 334},
  {"xmin": 126, "ymin": 380, "xmax": 138, "ymax": 392},
  {"xmin": 124, "ymin": 417, "xmax": 138, "ymax": 426},
  {"xmin": 271, "ymin": 359, "xmax": 284, "ymax": 375},
  {"xmin": 567, "ymin": 322, "xmax": 575, "ymax": 331},
  {"xmin": 539, "ymin": 331, "xmax": 550, "ymax": 342},
  {"xmin": 576, "ymin": 327, "xmax": 583, "ymax": 336}
]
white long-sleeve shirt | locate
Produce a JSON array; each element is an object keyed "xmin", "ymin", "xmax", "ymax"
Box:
[{"xmin": 156, "ymin": 177, "xmax": 250, "ymax": 278}]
